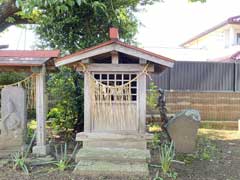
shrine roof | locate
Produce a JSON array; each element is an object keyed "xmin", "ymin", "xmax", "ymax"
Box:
[
  {"xmin": 0, "ymin": 50, "xmax": 60, "ymax": 67},
  {"xmin": 55, "ymin": 39, "xmax": 174, "ymax": 68},
  {"xmin": 208, "ymin": 50, "xmax": 240, "ymax": 62}
]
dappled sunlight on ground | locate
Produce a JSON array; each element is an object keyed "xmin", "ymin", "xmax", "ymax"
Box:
[{"xmin": 198, "ymin": 128, "xmax": 240, "ymax": 140}]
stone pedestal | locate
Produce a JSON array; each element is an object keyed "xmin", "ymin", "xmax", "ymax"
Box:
[{"xmin": 74, "ymin": 132, "xmax": 151, "ymax": 178}]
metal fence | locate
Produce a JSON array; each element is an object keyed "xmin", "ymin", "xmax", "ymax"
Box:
[{"xmin": 147, "ymin": 61, "xmax": 240, "ymax": 91}]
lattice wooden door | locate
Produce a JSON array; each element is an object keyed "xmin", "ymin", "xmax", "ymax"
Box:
[{"xmin": 90, "ymin": 72, "xmax": 138, "ymax": 132}]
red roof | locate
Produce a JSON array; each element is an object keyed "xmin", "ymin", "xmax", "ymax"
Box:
[
  {"xmin": 181, "ymin": 15, "xmax": 240, "ymax": 47},
  {"xmin": 0, "ymin": 50, "xmax": 60, "ymax": 58},
  {"xmin": 56, "ymin": 39, "xmax": 174, "ymax": 64},
  {"xmin": 0, "ymin": 50, "xmax": 60, "ymax": 67},
  {"xmin": 208, "ymin": 51, "xmax": 240, "ymax": 62}
]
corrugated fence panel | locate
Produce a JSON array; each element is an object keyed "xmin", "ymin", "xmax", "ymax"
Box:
[
  {"xmin": 235, "ymin": 63, "xmax": 240, "ymax": 91},
  {"xmin": 147, "ymin": 68, "xmax": 170, "ymax": 89},
  {"xmin": 148, "ymin": 61, "xmax": 235, "ymax": 91}
]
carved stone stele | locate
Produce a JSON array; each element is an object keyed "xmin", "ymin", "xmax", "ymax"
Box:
[{"xmin": 0, "ymin": 86, "xmax": 27, "ymax": 155}]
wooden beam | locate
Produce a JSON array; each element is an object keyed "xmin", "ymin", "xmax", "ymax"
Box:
[
  {"xmin": 76, "ymin": 64, "xmax": 154, "ymax": 72},
  {"xmin": 139, "ymin": 58, "xmax": 147, "ymax": 64},
  {"xmin": 56, "ymin": 44, "xmax": 115, "ymax": 67},
  {"xmin": 0, "ymin": 66, "xmax": 31, "ymax": 72},
  {"xmin": 56, "ymin": 42, "xmax": 174, "ymax": 68},
  {"xmin": 33, "ymin": 65, "xmax": 49, "ymax": 155},
  {"xmin": 0, "ymin": 65, "xmax": 55, "ymax": 72},
  {"xmin": 81, "ymin": 58, "xmax": 91, "ymax": 64},
  {"xmin": 111, "ymin": 51, "xmax": 119, "ymax": 64},
  {"xmin": 84, "ymin": 73, "xmax": 91, "ymax": 132},
  {"xmin": 138, "ymin": 74, "xmax": 146, "ymax": 133},
  {"xmin": 31, "ymin": 66, "xmax": 41, "ymax": 73},
  {"xmin": 115, "ymin": 44, "xmax": 174, "ymax": 67}
]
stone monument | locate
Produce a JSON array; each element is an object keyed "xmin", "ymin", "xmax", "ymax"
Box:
[
  {"xmin": 0, "ymin": 86, "xmax": 27, "ymax": 156},
  {"xmin": 166, "ymin": 109, "xmax": 201, "ymax": 153}
]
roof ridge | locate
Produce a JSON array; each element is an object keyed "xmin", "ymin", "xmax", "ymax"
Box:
[
  {"xmin": 180, "ymin": 15, "xmax": 240, "ymax": 47},
  {"xmin": 56, "ymin": 39, "xmax": 174, "ymax": 64},
  {"xmin": 0, "ymin": 50, "xmax": 60, "ymax": 58}
]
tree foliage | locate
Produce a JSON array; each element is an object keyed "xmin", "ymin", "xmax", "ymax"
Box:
[
  {"xmin": 27, "ymin": 0, "xmax": 159, "ymax": 133},
  {"xmin": 47, "ymin": 67, "xmax": 84, "ymax": 134},
  {"xmin": 0, "ymin": 0, "xmax": 205, "ymax": 33},
  {"xmin": 0, "ymin": 0, "xmax": 159, "ymax": 134},
  {"xmin": 0, "ymin": 72, "xmax": 26, "ymax": 85},
  {"xmin": 15, "ymin": 0, "xmax": 158, "ymax": 53}
]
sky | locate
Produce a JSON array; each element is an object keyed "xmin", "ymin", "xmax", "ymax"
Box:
[
  {"xmin": 0, "ymin": 0, "xmax": 240, "ymax": 50},
  {"xmin": 136, "ymin": 0, "xmax": 240, "ymax": 48}
]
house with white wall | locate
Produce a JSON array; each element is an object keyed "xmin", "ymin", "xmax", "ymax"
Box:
[{"xmin": 180, "ymin": 15, "xmax": 240, "ymax": 61}]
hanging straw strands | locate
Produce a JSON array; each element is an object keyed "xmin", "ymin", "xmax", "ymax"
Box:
[
  {"xmin": 79, "ymin": 63, "xmax": 151, "ymax": 131},
  {"xmin": 79, "ymin": 63, "xmax": 150, "ymax": 89},
  {"xmin": 0, "ymin": 73, "xmax": 37, "ymax": 110}
]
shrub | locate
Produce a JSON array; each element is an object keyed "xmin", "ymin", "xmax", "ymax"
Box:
[
  {"xmin": 11, "ymin": 131, "xmax": 36, "ymax": 174},
  {"xmin": 47, "ymin": 67, "xmax": 84, "ymax": 135},
  {"xmin": 160, "ymin": 141, "xmax": 175, "ymax": 175},
  {"xmin": 54, "ymin": 143, "xmax": 79, "ymax": 171},
  {"xmin": 152, "ymin": 132, "xmax": 161, "ymax": 148},
  {"xmin": 147, "ymin": 81, "xmax": 158, "ymax": 110}
]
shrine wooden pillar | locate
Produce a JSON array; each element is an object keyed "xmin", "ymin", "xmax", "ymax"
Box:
[{"xmin": 33, "ymin": 64, "xmax": 49, "ymax": 155}]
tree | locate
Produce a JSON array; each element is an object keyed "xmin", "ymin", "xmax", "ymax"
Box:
[
  {"xmin": 0, "ymin": 0, "xmax": 25, "ymax": 32},
  {"xmin": 20, "ymin": 0, "xmax": 158, "ymax": 134},
  {"xmin": 0, "ymin": 0, "xmax": 159, "ymax": 33},
  {"xmin": 0, "ymin": 0, "xmax": 161, "ymax": 135},
  {"xmin": 0, "ymin": 0, "xmax": 206, "ymax": 34},
  {"xmin": 0, "ymin": 0, "xmax": 206, "ymax": 135}
]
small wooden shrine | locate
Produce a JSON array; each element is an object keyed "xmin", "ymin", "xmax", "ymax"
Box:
[
  {"xmin": 0, "ymin": 50, "xmax": 59, "ymax": 156},
  {"xmin": 55, "ymin": 28, "xmax": 174, "ymax": 177}
]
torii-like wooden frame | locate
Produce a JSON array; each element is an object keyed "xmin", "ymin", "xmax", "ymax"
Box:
[{"xmin": 0, "ymin": 50, "xmax": 60, "ymax": 155}]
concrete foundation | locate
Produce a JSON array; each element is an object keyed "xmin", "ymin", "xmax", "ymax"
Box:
[{"xmin": 74, "ymin": 132, "xmax": 151, "ymax": 178}]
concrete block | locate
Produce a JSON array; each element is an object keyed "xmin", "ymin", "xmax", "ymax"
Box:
[
  {"xmin": 74, "ymin": 132, "xmax": 151, "ymax": 178},
  {"xmin": 76, "ymin": 132, "xmax": 152, "ymax": 149},
  {"xmin": 75, "ymin": 147, "xmax": 150, "ymax": 163},
  {"xmin": 73, "ymin": 160, "xmax": 149, "ymax": 178}
]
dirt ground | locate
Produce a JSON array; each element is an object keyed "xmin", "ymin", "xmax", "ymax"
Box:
[
  {"xmin": 0, "ymin": 129, "xmax": 240, "ymax": 180},
  {"xmin": 173, "ymin": 129, "xmax": 240, "ymax": 180}
]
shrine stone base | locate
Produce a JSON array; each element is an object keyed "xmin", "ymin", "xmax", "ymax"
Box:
[
  {"xmin": 73, "ymin": 132, "xmax": 151, "ymax": 178},
  {"xmin": 0, "ymin": 144, "xmax": 25, "ymax": 158}
]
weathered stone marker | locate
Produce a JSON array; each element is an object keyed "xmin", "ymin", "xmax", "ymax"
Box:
[
  {"xmin": 166, "ymin": 109, "xmax": 201, "ymax": 153},
  {"xmin": 0, "ymin": 86, "xmax": 27, "ymax": 156}
]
